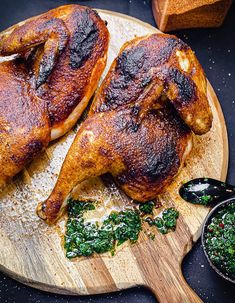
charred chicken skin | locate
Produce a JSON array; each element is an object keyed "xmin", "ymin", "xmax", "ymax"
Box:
[
  {"xmin": 38, "ymin": 34, "xmax": 212, "ymax": 224},
  {"xmin": 0, "ymin": 5, "xmax": 109, "ymax": 188}
]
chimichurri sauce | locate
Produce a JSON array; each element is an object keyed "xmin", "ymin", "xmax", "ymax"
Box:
[
  {"xmin": 204, "ymin": 202, "xmax": 235, "ymax": 279},
  {"xmin": 181, "ymin": 181, "xmax": 214, "ymax": 205},
  {"xmin": 145, "ymin": 208, "xmax": 179, "ymax": 234},
  {"xmin": 65, "ymin": 200, "xmax": 142, "ymax": 259},
  {"xmin": 64, "ymin": 199, "xmax": 179, "ymax": 259},
  {"xmin": 139, "ymin": 200, "xmax": 155, "ymax": 214}
]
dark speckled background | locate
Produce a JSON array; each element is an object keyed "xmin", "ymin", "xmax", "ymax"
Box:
[{"xmin": 0, "ymin": 1, "xmax": 235, "ymax": 302}]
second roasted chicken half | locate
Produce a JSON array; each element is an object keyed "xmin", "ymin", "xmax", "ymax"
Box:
[
  {"xmin": 37, "ymin": 33, "xmax": 213, "ymax": 224},
  {"xmin": 0, "ymin": 4, "xmax": 109, "ymax": 188}
]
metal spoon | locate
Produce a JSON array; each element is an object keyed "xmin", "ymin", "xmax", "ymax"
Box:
[{"xmin": 179, "ymin": 178, "xmax": 235, "ymax": 205}]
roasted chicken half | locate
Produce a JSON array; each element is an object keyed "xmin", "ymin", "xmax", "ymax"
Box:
[
  {"xmin": 0, "ymin": 5, "xmax": 109, "ymax": 188},
  {"xmin": 37, "ymin": 34, "xmax": 213, "ymax": 224}
]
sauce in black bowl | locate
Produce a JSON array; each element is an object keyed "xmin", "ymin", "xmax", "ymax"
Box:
[{"xmin": 202, "ymin": 198, "xmax": 235, "ymax": 283}]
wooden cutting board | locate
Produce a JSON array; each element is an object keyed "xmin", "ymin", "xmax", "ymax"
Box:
[{"xmin": 0, "ymin": 10, "xmax": 228, "ymax": 303}]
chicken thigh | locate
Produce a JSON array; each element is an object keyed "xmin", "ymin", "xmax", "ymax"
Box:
[
  {"xmin": 37, "ymin": 33, "xmax": 212, "ymax": 224},
  {"xmin": 0, "ymin": 5, "xmax": 109, "ymax": 188}
]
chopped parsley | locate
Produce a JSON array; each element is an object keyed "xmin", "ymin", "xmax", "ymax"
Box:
[
  {"xmin": 205, "ymin": 202, "xmax": 235, "ymax": 279},
  {"xmin": 139, "ymin": 200, "xmax": 155, "ymax": 214},
  {"xmin": 64, "ymin": 199, "xmax": 179, "ymax": 259},
  {"xmin": 153, "ymin": 208, "xmax": 179, "ymax": 234},
  {"xmin": 65, "ymin": 199, "xmax": 142, "ymax": 259}
]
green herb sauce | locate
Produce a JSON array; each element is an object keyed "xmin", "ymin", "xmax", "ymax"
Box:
[
  {"xmin": 145, "ymin": 207, "xmax": 179, "ymax": 234},
  {"xmin": 64, "ymin": 199, "xmax": 179, "ymax": 259},
  {"xmin": 65, "ymin": 200, "xmax": 142, "ymax": 259},
  {"xmin": 181, "ymin": 189, "xmax": 213, "ymax": 205},
  {"xmin": 205, "ymin": 202, "xmax": 235, "ymax": 279},
  {"xmin": 139, "ymin": 200, "xmax": 155, "ymax": 214},
  {"xmin": 194, "ymin": 194, "xmax": 213, "ymax": 205}
]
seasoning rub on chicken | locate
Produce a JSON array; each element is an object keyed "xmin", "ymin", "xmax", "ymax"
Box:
[
  {"xmin": 37, "ymin": 33, "xmax": 213, "ymax": 224},
  {"xmin": 0, "ymin": 5, "xmax": 109, "ymax": 189}
]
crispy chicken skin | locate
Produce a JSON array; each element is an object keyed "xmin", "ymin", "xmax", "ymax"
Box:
[
  {"xmin": 91, "ymin": 34, "xmax": 212, "ymax": 134},
  {"xmin": 0, "ymin": 60, "xmax": 50, "ymax": 188},
  {"xmin": 38, "ymin": 105, "xmax": 192, "ymax": 224},
  {"xmin": 38, "ymin": 34, "xmax": 212, "ymax": 225},
  {"xmin": 0, "ymin": 5, "xmax": 109, "ymax": 188}
]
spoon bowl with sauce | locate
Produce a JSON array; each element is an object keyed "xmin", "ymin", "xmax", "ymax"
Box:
[{"xmin": 179, "ymin": 178, "xmax": 235, "ymax": 206}]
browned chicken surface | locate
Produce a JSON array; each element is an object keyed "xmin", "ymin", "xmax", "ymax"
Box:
[
  {"xmin": 37, "ymin": 33, "xmax": 212, "ymax": 225},
  {"xmin": 0, "ymin": 5, "xmax": 109, "ymax": 188}
]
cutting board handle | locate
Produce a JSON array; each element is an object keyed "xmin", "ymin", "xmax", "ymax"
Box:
[
  {"xmin": 146, "ymin": 268, "xmax": 202, "ymax": 303},
  {"xmin": 134, "ymin": 239, "xmax": 203, "ymax": 303}
]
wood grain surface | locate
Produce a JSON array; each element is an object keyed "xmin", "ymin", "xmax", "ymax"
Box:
[
  {"xmin": 0, "ymin": 10, "xmax": 229, "ymax": 303},
  {"xmin": 152, "ymin": 0, "xmax": 232, "ymax": 32}
]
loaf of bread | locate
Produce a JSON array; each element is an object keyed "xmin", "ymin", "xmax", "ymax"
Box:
[{"xmin": 152, "ymin": 0, "xmax": 232, "ymax": 32}]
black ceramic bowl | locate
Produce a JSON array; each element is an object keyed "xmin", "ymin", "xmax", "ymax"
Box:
[{"xmin": 202, "ymin": 197, "xmax": 235, "ymax": 283}]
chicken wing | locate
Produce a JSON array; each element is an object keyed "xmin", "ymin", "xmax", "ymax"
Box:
[
  {"xmin": 91, "ymin": 34, "xmax": 212, "ymax": 134},
  {"xmin": 37, "ymin": 34, "xmax": 212, "ymax": 224},
  {"xmin": 0, "ymin": 5, "xmax": 109, "ymax": 188}
]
